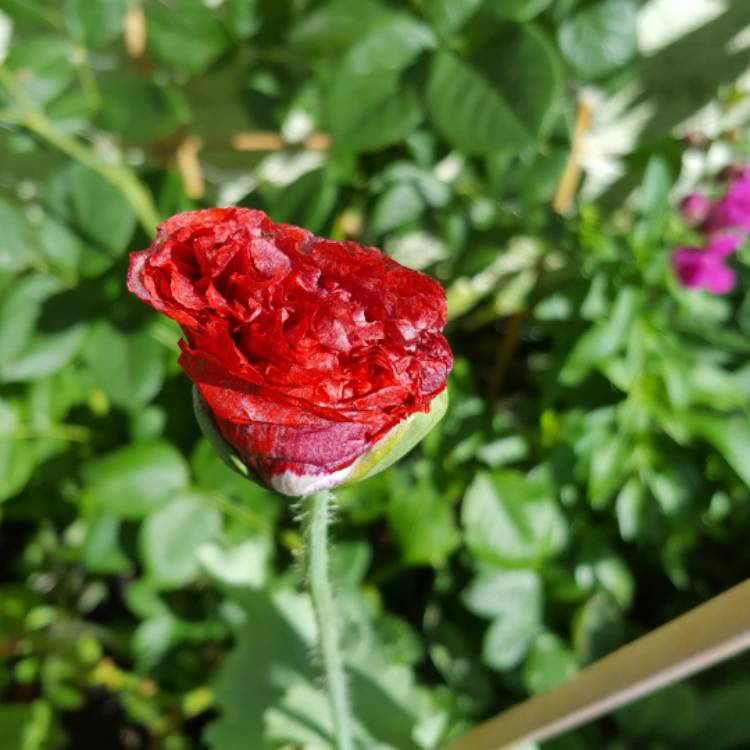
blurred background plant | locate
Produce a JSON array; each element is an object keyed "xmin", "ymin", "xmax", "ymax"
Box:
[{"xmin": 1, "ymin": 0, "xmax": 750, "ymax": 748}]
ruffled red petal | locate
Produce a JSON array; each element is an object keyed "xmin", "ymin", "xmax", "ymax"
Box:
[{"xmin": 127, "ymin": 208, "xmax": 452, "ymax": 483}]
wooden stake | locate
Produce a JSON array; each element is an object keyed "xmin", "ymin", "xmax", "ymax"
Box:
[
  {"xmin": 444, "ymin": 579, "xmax": 750, "ymax": 750},
  {"xmin": 552, "ymin": 98, "xmax": 593, "ymax": 214},
  {"xmin": 123, "ymin": 7, "xmax": 146, "ymax": 60},
  {"xmin": 176, "ymin": 135, "xmax": 205, "ymax": 200},
  {"xmin": 231, "ymin": 131, "xmax": 331, "ymax": 151}
]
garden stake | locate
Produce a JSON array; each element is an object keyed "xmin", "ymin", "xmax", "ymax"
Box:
[{"xmin": 444, "ymin": 578, "xmax": 750, "ymax": 750}]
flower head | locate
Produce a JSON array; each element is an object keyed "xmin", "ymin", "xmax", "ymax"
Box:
[
  {"xmin": 705, "ymin": 172, "xmax": 750, "ymax": 236},
  {"xmin": 127, "ymin": 208, "xmax": 452, "ymax": 495},
  {"xmin": 680, "ymin": 192, "xmax": 711, "ymax": 227},
  {"xmin": 671, "ymin": 234, "xmax": 741, "ymax": 295}
]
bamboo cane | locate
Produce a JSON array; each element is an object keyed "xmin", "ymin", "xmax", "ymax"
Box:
[
  {"xmin": 552, "ymin": 96, "xmax": 593, "ymax": 214},
  {"xmin": 444, "ymin": 578, "xmax": 750, "ymax": 750}
]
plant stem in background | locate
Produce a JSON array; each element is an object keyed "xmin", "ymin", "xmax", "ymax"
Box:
[
  {"xmin": 303, "ymin": 490, "xmax": 355, "ymax": 750},
  {"xmin": 0, "ymin": 65, "xmax": 161, "ymax": 236}
]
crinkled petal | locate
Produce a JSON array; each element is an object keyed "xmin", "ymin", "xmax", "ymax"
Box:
[{"xmin": 127, "ymin": 208, "xmax": 453, "ymax": 489}]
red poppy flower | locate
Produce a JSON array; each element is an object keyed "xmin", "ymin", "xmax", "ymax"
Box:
[{"xmin": 127, "ymin": 208, "xmax": 452, "ymax": 495}]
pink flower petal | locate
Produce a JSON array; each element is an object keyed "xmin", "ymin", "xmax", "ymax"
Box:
[
  {"xmin": 705, "ymin": 233, "xmax": 743, "ymax": 257},
  {"xmin": 681, "ymin": 192, "xmax": 711, "ymax": 226},
  {"xmin": 704, "ymin": 264, "xmax": 736, "ymax": 295}
]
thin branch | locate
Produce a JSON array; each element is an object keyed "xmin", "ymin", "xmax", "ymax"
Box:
[{"xmin": 0, "ymin": 65, "xmax": 161, "ymax": 236}]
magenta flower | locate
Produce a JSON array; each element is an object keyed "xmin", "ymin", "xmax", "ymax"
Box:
[
  {"xmin": 680, "ymin": 192, "xmax": 711, "ymax": 226},
  {"xmin": 671, "ymin": 235, "xmax": 741, "ymax": 295},
  {"xmin": 705, "ymin": 173, "xmax": 750, "ymax": 235}
]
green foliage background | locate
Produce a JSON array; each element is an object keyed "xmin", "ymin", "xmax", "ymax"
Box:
[{"xmin": 1, "ymin": 1, "xmax": 750, "ymax": 748}]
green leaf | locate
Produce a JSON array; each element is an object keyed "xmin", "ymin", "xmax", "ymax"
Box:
[
  {"xmin": 124, "ymin": 578, "xmax": 168, "ymax": 620},
  {"xmin": 387, "ymin": 481, "xmax": 460, "ymax": 566},
  {"xmin": 205, "ymin": 590, "xmax": 318, "ymax": 750},
  {"xmin": 147, "ymin": 0, "xmax": 231, "ymax": 75},
  {"xmin": 616, "ymin": 683, "xmax": 700, "ymax": 742},
  {"xmin": 587, "ymin": 430, "xmax": 630, "ymax": 507},
  {"xmin": 191, "ymin": 438, "xmax": 279, "ymax": 525},
  {"xmin": 426, "ymin": 51, "xmax": 529, "ymax": 156},
  {"xmin": 476, "ymin": 435, "xmax": 529, "ymax": 467},
  {"xmin": 62, "ymin": 0, "xmax": 126, "ymax": 48},
  {"xmin": 475, "ymin": 23, "xmax": 563, "ymax": 140},
  {"xmin": 635, "ymin": 155, "xmax": 672, "ymax": 243},
  {"xmin": 326, "ymin": 16, "xmax": 433, "ymax": 151},
  {"xmin": 464, "ymin": 569, "xmax": 543, "ymax": 671},
  {"xmin": 685, "ymin": 414, "xmax": 750, "ymax": 488},
  {"xmin": 522, "ymin": 632, "xmax": 577, "ymax": 694},
  {"xmin": 35, "ymin": 214, "xmax": 83, "ymax": 280},
  {"xmin": 615, "ymin": 477, "xmax": 645, "ymax": 542},
  {"xmin": 198, "ymin": 537, "xmax": 269, "ymax": 588},
  {"xmin": 0, "ymin": 703, "xmax": 42, "ymax": 750},
  {"xmin": 345, "ymin": 15, "xmax": 434, "ymax": 73},
  {"xmin": 6, "ymin": 38, "xmax": 74, "ymax": 105},
  {"xmin": 336, "ymin": 86, "xmax": 423, "ymax": 152},
  {"xmin": 140, "ymin": 489, "xmax": 222, "ymax": 588},
  {"xmin": 692, "ymin": 680, "xmax": 750, "ymax": 750},
  {"xmin": 371, "ymin": 182, "xmax": 426, "ymax": 234},
  {"xmin": 558, "ymin": 0, "xmax": 638, "ymax": 80},
  {"xmin": 0, "ymin": 0, "xmax": 56, "ymax": 26},
  {"xmin": 490, "ymin": 0, "xmax": 552, "ymax": 21},
  {"xmin": 263, "ymin": 168, "xmax": 339, "ymax": 234},
  {"xmin": 81, "ymin": 514, "xmax": 131, "ymax": 574},
  {"xmin": 0, "ymin": 400, "xmax": 35, "ymax": 502},
  {"xmin": 0, "ymin": 276, "xmax": 86, "ymax": 383},
  {"xmin": 70, "ymin": 164, "xmax": 136, "ymax": 257},
  {"xmin": 427, "ymin": 25, "xmax": 562, "ymax": 156},
  {"xmin": 99, "ymin": 73, "xmax": 190, "ymax": 141},
  {"xmin": 81, "ymin": 441, "xmax": 189, "ymax": 519},
  {"xmin": 559, "ymin": 286, "xmax": 641, "ymax": 386},
  {"xmin": 507, "ymin": 148, "xmax": 569, "ymax": 205},
  {"xmin": 586, "ymin": 551, "xmax": 634, "ymax": 609},
  {"xmin": 132, "ymin": 613, "xmax": 181, "ymax": 671},
  {"xmin": 226, "ymin": 0, "xmax": 260, "ymax": 39},
  {"xmin": 0, "ymin": 198, "xmax": 33, "ymax": 273},
  {"xmin": 462, "ymin": 470, "xmax": 568, "ymax": 566},
  {"xmin": 425, "ymin": 0, "xmax": 482, "ymax": 35},
  {"xmin": 646, "ymin": 466, "xmax": 690, "ymax": 517},
  {"xmin": 573, "ymin": 591, "xmax": 626, "ymax": 663},
  {"xmin": 637, "ymin": 155, "xmax": 671, "ymax": 218},
  {"xmin": 289, "ymin": 0, "xmax": 392, "ymax": 53},
  {"xmin": 81, "ymin": 321, "xmax": 165, "ymax": 410}
]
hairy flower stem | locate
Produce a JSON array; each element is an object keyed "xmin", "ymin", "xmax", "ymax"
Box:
[{"xmin": 303, "ymin": 490, "xmax": 354, "ymax": 750}]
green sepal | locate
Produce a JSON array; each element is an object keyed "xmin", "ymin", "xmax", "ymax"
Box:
[
  {"xmin": 192, "ymin": 386, "xmax": 263, "ymax": 486},
  {"xmin": 193, "ymin": 386, "xmax": 449, "ymax": 492},
  {"xmin": 345, "ymin": 388, "xmax": 449, "ymax": 485}
]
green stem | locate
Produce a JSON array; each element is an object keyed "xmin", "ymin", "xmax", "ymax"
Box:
[
  {"xmin": 71, "ymin": 47, "xmax": 102, "ymax": 110},
  {"xmin": 26, "ymin": 113, "xmax": 161, "ymax": 235},
  {"xmin": 303, "ymin": 491, "xmax": 354, "ymax": 750},
  {"xmin": 11, "ymin": 423, "xmax": 91, "ymax": 442},
  {"xmin": 0, "ymin": 66, "xmax": 161, "ymax": 237}
]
